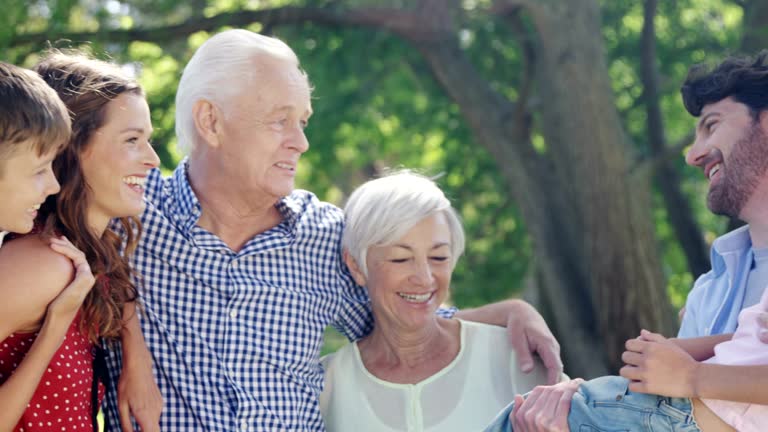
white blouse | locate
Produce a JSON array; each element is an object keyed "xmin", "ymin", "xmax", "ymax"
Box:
[{"xmin": 320, "ymin": 320, "xmax": 550, "ymax": 432}]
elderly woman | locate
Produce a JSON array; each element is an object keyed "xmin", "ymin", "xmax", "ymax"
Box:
[{"xmin": 319, "ymin": 170, "xmax": 549, "ymax": 432}]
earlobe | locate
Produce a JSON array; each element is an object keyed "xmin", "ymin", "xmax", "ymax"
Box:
[
  {"xmin": 759, "ymin": 110, "xmax": 768, "ymax": 134},
  {"xmin": 343, "ymin": 250, "xmax": 367, "ymax": 287},
  {"xmin": 192, "ymin": 100, "xmax": 221, "ymax": 149}
]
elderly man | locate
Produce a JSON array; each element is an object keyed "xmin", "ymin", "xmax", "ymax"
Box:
[{"xmin": 103, "ymin": 29, "xmax": 562, "ymax": 431}]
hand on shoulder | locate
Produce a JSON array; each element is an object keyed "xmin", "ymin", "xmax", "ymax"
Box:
[{"xmin": 0, "ymin": 235, "xmax": 81, "ymax": 337}]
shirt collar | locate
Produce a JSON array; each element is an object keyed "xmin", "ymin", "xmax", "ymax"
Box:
[
  {"xmin": 170, "ymin": 158, "xmax": 303, "ymax": 236},
  {"xmin": 711, "ymin": 224, "xmax": 752, "ymax": 275},
  {"xmin": 276, "ymin": 192, "xmax": 303, "ymax": 234},
  {"xmin": 170, "ymin": 159, "xmax": 203, "ymax": 236},
  {"xmin": 0, "ymin": 231, "xmax": 7, "ymax": 249}
]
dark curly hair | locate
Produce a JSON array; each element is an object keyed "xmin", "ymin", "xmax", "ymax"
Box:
[
  {"xmin": 34, "ymin": 50, "xmax": 142, "ymax": 345},
  {"xmin": 681, "ymin": 50, "xmax": 768, "ymax": 119}
]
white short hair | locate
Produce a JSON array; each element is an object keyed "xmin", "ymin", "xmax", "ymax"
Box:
[
  {"xmin": 342, "ymin": 170, "xmax": 465, "ymax": 277},
  {"xmin": 175, "ymin": 29, "xmax": 302, "ymax": 154}
]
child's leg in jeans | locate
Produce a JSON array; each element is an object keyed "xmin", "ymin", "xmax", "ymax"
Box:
[
  {"xmin": 569, "ymin": 376, "xmax": 700, "ymax": 432},
  {"xmin": 482, "ymin": 376, "xmax": 700, "ymax": 432}
]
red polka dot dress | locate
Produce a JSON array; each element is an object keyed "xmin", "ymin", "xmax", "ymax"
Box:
[{"xmin": 0, "ymin": 314, "xmax": 105, "ymax": 432}]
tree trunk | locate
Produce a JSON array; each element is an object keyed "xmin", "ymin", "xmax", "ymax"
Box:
[
  {"xmin": 741, "ymin": 0, "xmax": 768, "ymax": 54},
  {"xmin": 405, "ymin": 0, "xmax": 677, "ymax": 375},
  {"xmin": 19, "ymin": 0, "xmax": 680, "ymax": 378},
  {"xmin": 640, "ymin": 0, "xmax": 710, "ymax": 279}
]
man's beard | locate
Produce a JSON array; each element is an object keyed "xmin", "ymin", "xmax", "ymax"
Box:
[{"xmin": 708, "ymin": 122, "xmax": 768, "ymax": 218}]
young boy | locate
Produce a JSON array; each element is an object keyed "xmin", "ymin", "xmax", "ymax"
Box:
[{"xmin": 0, "ymin": 61, "xmax": 69, "ymax": 241}]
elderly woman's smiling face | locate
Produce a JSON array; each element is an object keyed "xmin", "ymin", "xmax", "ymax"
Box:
[{"xmin": 356, "ymin": 212, "xmax": 453, "ymax": 330}]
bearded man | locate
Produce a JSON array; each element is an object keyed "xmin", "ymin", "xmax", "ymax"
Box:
[{"xmin": 679, "ymin": 50, "xmax": 768, "ymax": 338}]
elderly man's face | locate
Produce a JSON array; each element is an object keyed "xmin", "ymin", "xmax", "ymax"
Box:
[
  {"xmin": 362, "ymin": 213, "xmax": 453, "ymax": 331},
  {"xmin": 217, "ymin": 57, "xmax": 312, "ymax": 202}
]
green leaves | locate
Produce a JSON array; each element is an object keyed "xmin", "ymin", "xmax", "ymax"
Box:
[{"xmin": 1, "ymin": 0, "xmax": 748, "ymax": 311}]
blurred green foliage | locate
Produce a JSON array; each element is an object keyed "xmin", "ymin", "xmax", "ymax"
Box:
[{"xmin": 0, "ymin": 0, "xmax": 746, "ymax": 331}]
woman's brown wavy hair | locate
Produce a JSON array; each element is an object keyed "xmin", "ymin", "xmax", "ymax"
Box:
[{"xmin": 34, "ymin": 50, "xmax": 143, "ymax": 344}]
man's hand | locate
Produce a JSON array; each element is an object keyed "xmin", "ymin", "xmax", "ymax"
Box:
[
  {"xmin": 509, "ymin": 378, "xmax": 582, "ymax": 432},
  {"xmin": 506, "ymin": 300, "xmax": 563, "ymax": 384},
  {"xmin": 619, "ymin": 329, "xmax": 699, "ymax": 398},
  {"xmin": 455, "ymin": 299, "xmax": 562, "ymax": 384},
  {"xmin": 117, "ymin": 305, "xmax": 162, "ymax": 432},
  {"xmin": 117, "ymin": 348, "xmax": 162, "ymax": 432}
]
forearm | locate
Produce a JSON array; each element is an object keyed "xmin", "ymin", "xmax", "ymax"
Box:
[
  {"xmin": 121, "ymin": 302, "xmax": 151, "ymax": 363},
  {"xmin": 670, "ymin": 334, "xmax": 731, "ymax": 361},
  {"xmin": 693, "ymin": 363, "xmax": 768, "ymax": 404},
  {"xmin": 0, "ymin": 317, "xmax": 71, "ymax": 430},
  {"xmin": 116, "ymin": 302, "xmax": 163, "ymax": 431},
  {"xmin": 454, "ymin": 299, "xmax": 522, "ymax": 327}
]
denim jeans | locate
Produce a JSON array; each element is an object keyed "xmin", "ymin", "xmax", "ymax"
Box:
[{"xmin": 483, "ymin": 376, "xmax": 702, "ymax": 432}]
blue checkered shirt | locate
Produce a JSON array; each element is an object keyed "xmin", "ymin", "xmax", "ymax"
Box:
[{"xmin": 102, "ymin": 160, "xmax": 376, "ymax": 431}]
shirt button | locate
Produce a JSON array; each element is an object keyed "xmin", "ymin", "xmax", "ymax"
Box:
[
  {"xmin": 232, "ymin": 260, "xmax": 239, "ymax": 268},
  {"xmin": 240, "ymin": 421, "xmax": 248, "ymax": 431},
  {"xmin": 230, "ymin": 310, "xmax": 238, "ymax": 319}
]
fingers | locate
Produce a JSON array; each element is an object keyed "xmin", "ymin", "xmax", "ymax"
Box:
[
  {"xmin": 134, "ymin": 414, "xmax": 160, "ymax": 432},
  {"xmin": 510, "ymin": 394, "xmax": 524, "ymax": 429},
  {"xmin": 49, "ymin": 236, "xmax": 94, "ymax": 287},
  {"xmin": 130, "ymin": 401, "xmax": 162, "ymax": 432},
  {"xmin": 624, "ymin": 337, "xmax": 647, "ymax": 353},
  {"xmin": 552, "ymin": 379, "xmax": 581, "ymax": 432},
  {"xmin": 552, "ymin": 391, "xmax": 572, "ymax": 432},
  {"xmin": 119, "ymin": 402, "xmax": 135, "ymax": 432},
  {"xmin": 117, "ymin": 363, "xmax": 163, "ymax": 432},
  {"xmin": 538, "ymin": 346, "xmax": 564, "ymax": 385},
  {"xmin": 508, "ymin": 324, "xmax": 535, "ymax": 373},
  {"xmin": 508, "ymin": 318, "xmax": 563, "ymax": 383},
  {"xmin": 565, "ymin": 378, "xmax": 584, "ymax": 389},
  {"xmin": 49, "ymin": 236, "xmax": 85, "ymax": 263},
  {"xmin": 627, "ymin": 379, "xmax": 647, "ymax": 394},
  {"xmin": 512, "ymin": 380, "xmax": 580, "ymax": 432},
  {"xmin": 639, "ymin": 329, "xmax": 666, "ymax": 343},
  {"xmin": 621, "ymin": 350, "xmax": 643, "ymax": 367},
  {"xmin": 538, "ymin": 385, "xmax": 572, "ymax": 432},
  {"xmin": 619, "ymin": 364, "xmax": 642, "ymax": 382},
  {"xmin": 513, "ymin": 386, "xmax": 542, "ymax": 431}
]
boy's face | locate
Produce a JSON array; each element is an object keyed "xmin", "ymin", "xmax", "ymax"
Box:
[{"xmin": 0, "ymin": 144, "xmax": 60, "ymax": 233}]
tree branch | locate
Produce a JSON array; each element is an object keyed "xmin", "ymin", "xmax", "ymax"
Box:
[
  {"xmin": 10, "ymin": 2, "xmax": 477, "ymax": 48},
  {"xmin": 499, "ymin": 7, "xmax": 536, "ymax": 118},
  {"xmin": 638, "ymin": 0, "xmax": 708, "ymax": 277},
  {"xmin": 10, "ymin": 6, "xmax": 445, "ymax": 47},
  {"xmin": 490, "ymin": 0, "xmax": 543, "ymax": 17},
  {"xmin": 634, "ymin": 130, "xmax": 694, "ymax": 173}
]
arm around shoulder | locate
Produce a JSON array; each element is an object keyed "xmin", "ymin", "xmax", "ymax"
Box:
[
  {"xmin": 456, "ymin": 299, "xmax": 563, "ymax": 385},
  {"xmin": 0, "ymin": 235, "xmax": 81, "ymax": 430},
  {"xmin": 0, "ymin": 235, "xmax": 74, "ymax": 338}
]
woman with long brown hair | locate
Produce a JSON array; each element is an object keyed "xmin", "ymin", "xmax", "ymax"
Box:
[{"xmin": 0, "ymin": 51, "xmax": 161, "ymax": 431}]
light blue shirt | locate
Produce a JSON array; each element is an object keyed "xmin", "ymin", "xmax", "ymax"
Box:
[
  {"xmin": 746, "ymin": 247, "xmax": 768, "ymax": 307},
  {"xmin": 679, "ymin": 225, "xmax": 763, "ymax": 338}
]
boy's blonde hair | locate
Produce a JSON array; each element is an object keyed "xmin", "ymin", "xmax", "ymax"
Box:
[{"xmin": 0, "ymin": 62, "xmax": 71, "ymax": 175}]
